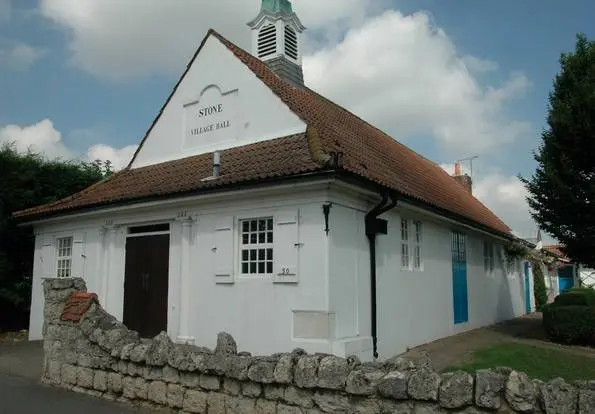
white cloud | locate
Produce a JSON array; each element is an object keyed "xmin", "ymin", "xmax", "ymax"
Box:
[
  {"xmin": 304, "ymin": 10, "xmax": 531, "ymax": 155},
  {"xmin": 87, "ymin": 144, "xmax": 137, "ymax": 170},
  {"xmin": 0, "ymin": 0, "xmax": 10, "ymax": 22},
  {"xmin": 0, "ymin": 119, "xmax": 135, "ymax": 171},
  {"xmin": 39, "ymin": 0, "xmax": 380, "ymax": 80},
  {"xmin": 0, "ymin": 42, "xmax": 47, "ymax": 71}
]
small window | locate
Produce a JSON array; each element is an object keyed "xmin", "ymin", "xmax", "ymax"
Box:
[
  {"xmin": 240, "ymin": 218, "xmax": 274, "ymax": 276},
  {"xmin": 56, "ymin": 237, "xmax": 73, "ymax": 278},
  {"xmin": 401, "ymin": 218, "xmax": 424, "ymax": 271},
  {"xmin": 484, "ymin": 241, "xmax": 494, "ymax": 273}
]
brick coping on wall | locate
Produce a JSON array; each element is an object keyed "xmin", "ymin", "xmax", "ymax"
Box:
[{"xmin": 41, "ymin": 278, "xmax": 595, "ymax": 413}]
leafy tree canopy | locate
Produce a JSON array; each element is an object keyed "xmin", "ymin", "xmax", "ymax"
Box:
[
  {"xmin": 0, "ymin": 142, "xmax": 112, "ymax": 330},
  {"xmin": 521, "ymin": 33, "xmax": 595, "ymax": 267}
]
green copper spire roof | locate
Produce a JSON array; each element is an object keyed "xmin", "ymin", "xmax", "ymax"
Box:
[{"xmin": 261, "ymin": 0, "xmax": 293, "ymax": 14}]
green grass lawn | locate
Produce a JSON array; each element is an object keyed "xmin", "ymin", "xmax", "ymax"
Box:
[{"xmin": 444, "ymin": 342, "xmax": 595, "ymax": 381}]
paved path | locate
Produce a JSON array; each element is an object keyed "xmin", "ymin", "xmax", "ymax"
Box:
[{"xmin": 0, "ymin": 374, "xmax": 148, "ymax": 413}]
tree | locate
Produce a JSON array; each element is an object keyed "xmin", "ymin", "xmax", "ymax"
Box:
[
  {"xmin": 521, "ymin": 33, "xmax": 595, "ymax": 267},
  {"xmin": 0, "ymin": 143, "xmax": 112, "ymax": 331},
  {"xmin": 531, "ymin": 259, "xmax": 548, "ymax": 312}
]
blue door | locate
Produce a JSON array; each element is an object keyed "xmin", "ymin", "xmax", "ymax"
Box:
[
  {"xmin": 452, "ymin": 231, "xmax": 468, "ymax": 324},
  {"xmin": 524, "ymin": 262, "xmax": 532, "ymax": 313},
  {"xmin": 558, "ymin": 266, "xmax": 575, "ymax": 293}
]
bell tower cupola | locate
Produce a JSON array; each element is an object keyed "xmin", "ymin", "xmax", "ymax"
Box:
[{"xmin": 247, "ymin": 0, "xmax": 306, "ymax": 86}]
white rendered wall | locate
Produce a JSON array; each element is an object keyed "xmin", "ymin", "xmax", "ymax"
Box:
[
  {"xmin": 327, "ymin": 196, "xmax": 529, "ymax": 360},
  {"xmin": 131, "ymin": 34, "xmax": 306, "ymax": 169},
  {"xmin": 28, "ymin": 184, "xmax": 333, "ymax": 356}
]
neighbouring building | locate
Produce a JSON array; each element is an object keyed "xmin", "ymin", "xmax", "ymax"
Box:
[{"xmin": 14, "ymin": 0, "xmax": 534, "ymax": 361}]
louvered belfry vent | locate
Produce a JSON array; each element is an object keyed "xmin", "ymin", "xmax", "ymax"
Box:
[
  {"xmin": 284, "ymin": 26, "xmax": 298, "ymax": 60},
  {"xmin": 258, "ymin": 25, "xmax": 277, "ymax": 58}
]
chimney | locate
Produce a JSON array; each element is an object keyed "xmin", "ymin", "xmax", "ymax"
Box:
[
  {"xmin": 453, "ymin": 162, "xmax": 473, "ymax": 194},
  {"xmin": 213, "ymin": 151, "xmax": 221, "ymax": 178}
]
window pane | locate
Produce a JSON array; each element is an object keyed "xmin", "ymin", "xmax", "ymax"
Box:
[
  {"xmin": 267, "ymin": 232, "xmax": 273, "ymax": 243},
  {"xmin": 242, "ymin": 250, "xmax": 249, "ymax": 261},
  {"xmin": 266, "ymin": 262, "xmax": 273, "ymax": 274},
  {"xmin": 258, "ymin": 249, "xmax": 265, "ymax": 260},
  {"xmin": 242, "ymin": 221, "xmax": 249, "ymax": 232},
  {"xmin": 267, "ymin": 219, "xmax": 273, "ymax": 230},
  {"xmin": 250, "ymin": 220, "xmax": 257, "ymax": 231},
  {"xmin": 401, "ymin": 219, "xmax": 408, "ymax": 241},
  {"xmin": 258, "ymin": 262, "xmax": 265, "ymax": 274},
  {"xmin": 267, "ymin": 248, "xmax": 273, "ymax": 260},
  {"xmin": 250, "ymin": 263, "xmax": 257, "ymax": 274},
  {"xmin": 250, "ymin": 233, "xmax": 257, "ymax": 244},
  {"xmin": 258, "ymin": 220, "xmax": 266, "ymax": 231},
  {"xmin": 259, "ymin": 232, "xmax": 265, "ymax": 243},
  {"xmin": 242, "ymin": 263, "xmax": 249, "ymax": 274},
  {"xmin": 401, "ymin": 244, "xmax": 409, "ymax": 268},
  {"xmin": 250, "ymin": 250, "xmax": 257, "ymax": 261}
]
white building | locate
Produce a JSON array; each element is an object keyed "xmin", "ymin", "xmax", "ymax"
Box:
[{"xmin": 15, "ymin": 0, "xmax": 533, "ymax": 361}]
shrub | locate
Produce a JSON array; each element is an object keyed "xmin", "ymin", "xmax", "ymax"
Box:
[
  {"xmin": 554, "ymin": 288, "xmax": 595, "ymax": 307},
  {"xmin": 543, "ymin": 303, "xmax": 595, "ymax": 345},
  {"xmin": 532, "ymin": 261, "xmax": 548, "ymax": 311}
]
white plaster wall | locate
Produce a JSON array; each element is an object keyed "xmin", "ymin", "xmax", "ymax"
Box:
[
  {"xmin": 131, "ymin": 34, "xmax": 306, "ymax": 169},
  {"xmin": 28, "ymin": 185, "xmax": 332, "ymax": 356},
  {"xmin": 327, "ymin": 198, "xmax": 529, "ymax": 360}
]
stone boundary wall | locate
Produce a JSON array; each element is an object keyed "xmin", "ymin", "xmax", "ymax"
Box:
[{"xmin": 42, "ymin": 278, "xmax": 594, "ymax": 413}]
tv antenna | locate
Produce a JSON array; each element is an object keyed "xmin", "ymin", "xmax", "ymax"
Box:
[{"xmin": 456, "ymin": 155, "xmax": 479, "ymax": 182}]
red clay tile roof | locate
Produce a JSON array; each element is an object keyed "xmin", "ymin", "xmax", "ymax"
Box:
[
  {"xmin": 543, "ymin": 245, "xmax": 569, "ymax": 260},
  {"xmin": 60, "ymin": 292, "xmax": 99, "ymax": 323},
  {"xmin": 13, "ymin": 29, "xmax": 512, "ymax": 236}
]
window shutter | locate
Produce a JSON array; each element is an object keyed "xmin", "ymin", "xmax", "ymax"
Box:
[
  {"xmin": 72, "ymin": 232, "xmax": 86, "ymax": 278},
  {"xmin": 214, "ymin": 216, "xmax": 235, "ymax": 284},
  {"xmin": 273, "ymin": 210, "xmax": 300, "ymax": 284}
]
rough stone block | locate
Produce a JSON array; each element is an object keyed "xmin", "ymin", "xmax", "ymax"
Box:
[
  {"xmin": 224, "ymin": 355, "xmax": 252, "ymax": 380},
  {"xmin": 378, "ymin": 371, "xmax": 408, "ymax": 400},
  {"xmin": 183, "ymin": 389, "xmax": 208, "ymax": 413},
  {"xmin": 93, "ymin": 370, "xmax": 107, "ymax": 392},
  {"xmin": 77, "ymin": 367, "xmax": 95, "ymax": 389},
  {"xmin": 350, "ymin": 398, "xmax": 381, "ymax": 414},
  {"xmin": 215, "ymin": 332, "xmax": 237, "ymax": 355},
  {"xmin": 167, "ymin": 383, "xmax": 185, "ymax": 409},
  {"xmin": 274, "ymin": 354, "xmax": 295, "ymax": 384},
  {"xmin": 474, "ymin": 369, "xmax": 505, "ymax": 410},
  {"xmin": 294, "ymin": 356, "xmax": 320, "ymax": 389},
  {"xmin": 247, "ymin": 357, "xmax": 277, "ymax": 384},
  {"xmin": 277, "ymin": 404, "xmax": 304, "ymax": 414},
  {"xmin": 200, "ymin": 375, "xmax": 221, "ymax": 391},
  {"xmin": 317, "ymin": 356, "xmax": 350, "ymax": 390},
  {"xmin": 181, "ymin": 372, "xmax": 201, "ymax": 388},
  {"xmin": 313, "ymin": 391, "xmax": 350, "ymax": 412},
  {"xmin": 224, "ymin": 378, "xmax": 241, "ymax": 395},
  {"xmin": 47, "ymin": 359, "xmax": 62, "ymax": 385},
  {"xmin": 127, "ymin": 362, "xmax": 139, "ymax": 377},
  {"xmin": 256, "ymin": 398, "xmax": 277, "ymax": 414},
  {"xmin": 346, "ymin": 367, "xmax": 385, "ymax": 396},
  {"xmin": 122, "ymin": 376, "xmax": 136, "ymax": 399},
  {"xmin": 540, "ymin": 378, "xmax": 578, "ymax": 414},
  {"xmin": 61, "ymin": 364, "xmax": 78, "ymax": 386},
  {"xmin": 207, "ymin": 392, "xmax": 226, "ymax": 414},
  {"xmin": 107, "ymin": 372, "xmax": 123, "ymax": 394},
  {"xmin": 143, "ymin": 366, "xmax": 163, "ymax": 380},
  {"xmin": 408, "ymin": 368, "xmax": 441, "ymax": 401},
  {"xmin": 505, "ymin": 371, "xmax": 537, "ymax": 412},
  {"xmin": 163, "ymin": 365, "xmax": 180, "ymax": 383},
  {"xmin": 148, "ymin": 380, "xmax": 168, "ymax": 405},
  {"xmin": 135, "ymin": 377, "xmax": 148, "ymax": 400},
  {"xmin": 284, "ymin": 385, "xmax": 314, "ymax": 408},
  {"xmin": 379, "ymin": 400, "xmax": 414, "ymax": 414},
  {"xmin": 146, "ymin": 332, "xmax": 173, "ymax": 366},
  {"xmin": 412, "ymin": 403, "xmax": 446, "ymax": 413},
  {"xmin": 264, "ymin": 384, "xmax": 285, "ymax": 401},
  {"xmin": 242, "ymin": 382, "xmax": 262, "ymax": 398},
  {"xmin": 579, "ymin": 389, "xmax": 595, "ymax": 414},
  {"xmin": 129, "ymin": 343, "xmax": 150, "ymax": 363},
  {"xmin": 225, "ymin": 395, "xmax": 256, "ymax": 413},
  {"xmin": 438, "ymin": 371, "xmax": 473, "ymax": 409}
]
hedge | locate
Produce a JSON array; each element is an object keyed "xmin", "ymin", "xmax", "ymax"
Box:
[{"xmin": 543, "ymin": 302, "xmax": 595, "ymax": 345}]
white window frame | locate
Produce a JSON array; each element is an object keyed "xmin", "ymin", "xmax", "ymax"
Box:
[
  {"xmin": 401, "ymin": 218, "xmax": 424, "ymax": 271},
  {"xmin": 238, "ymin": 216, "xmax": 274, "ymax": 278},
  {"xmin": 484, "ymin": 241, "xmax": 495, "ymax": 273},
  {"xmin": 56, "ymin": 236, "xmax": 73, "ymax": 278}
]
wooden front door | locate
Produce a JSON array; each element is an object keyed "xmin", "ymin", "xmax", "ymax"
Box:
[
  {"xmin": 123, "ymin": 234, "xmax": 170, "ymax": 338},
  {"xmin": 451, "ymin": 231, "xmax": 469, "ymax": 324}
]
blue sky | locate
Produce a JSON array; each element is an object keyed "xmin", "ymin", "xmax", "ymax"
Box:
[{"xmin": 1, "ymin": 0, "xmax": 593, "ymax": 240}]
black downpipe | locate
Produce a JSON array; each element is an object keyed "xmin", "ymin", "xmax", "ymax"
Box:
[{"xmin": 365, "ymin": 193, "xmax": 397, "ymax": 359}]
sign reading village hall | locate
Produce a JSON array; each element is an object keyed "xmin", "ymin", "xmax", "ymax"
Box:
[{"xmin": 189, "ymin": 104, "xmax": 232, "ymax": 136}]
